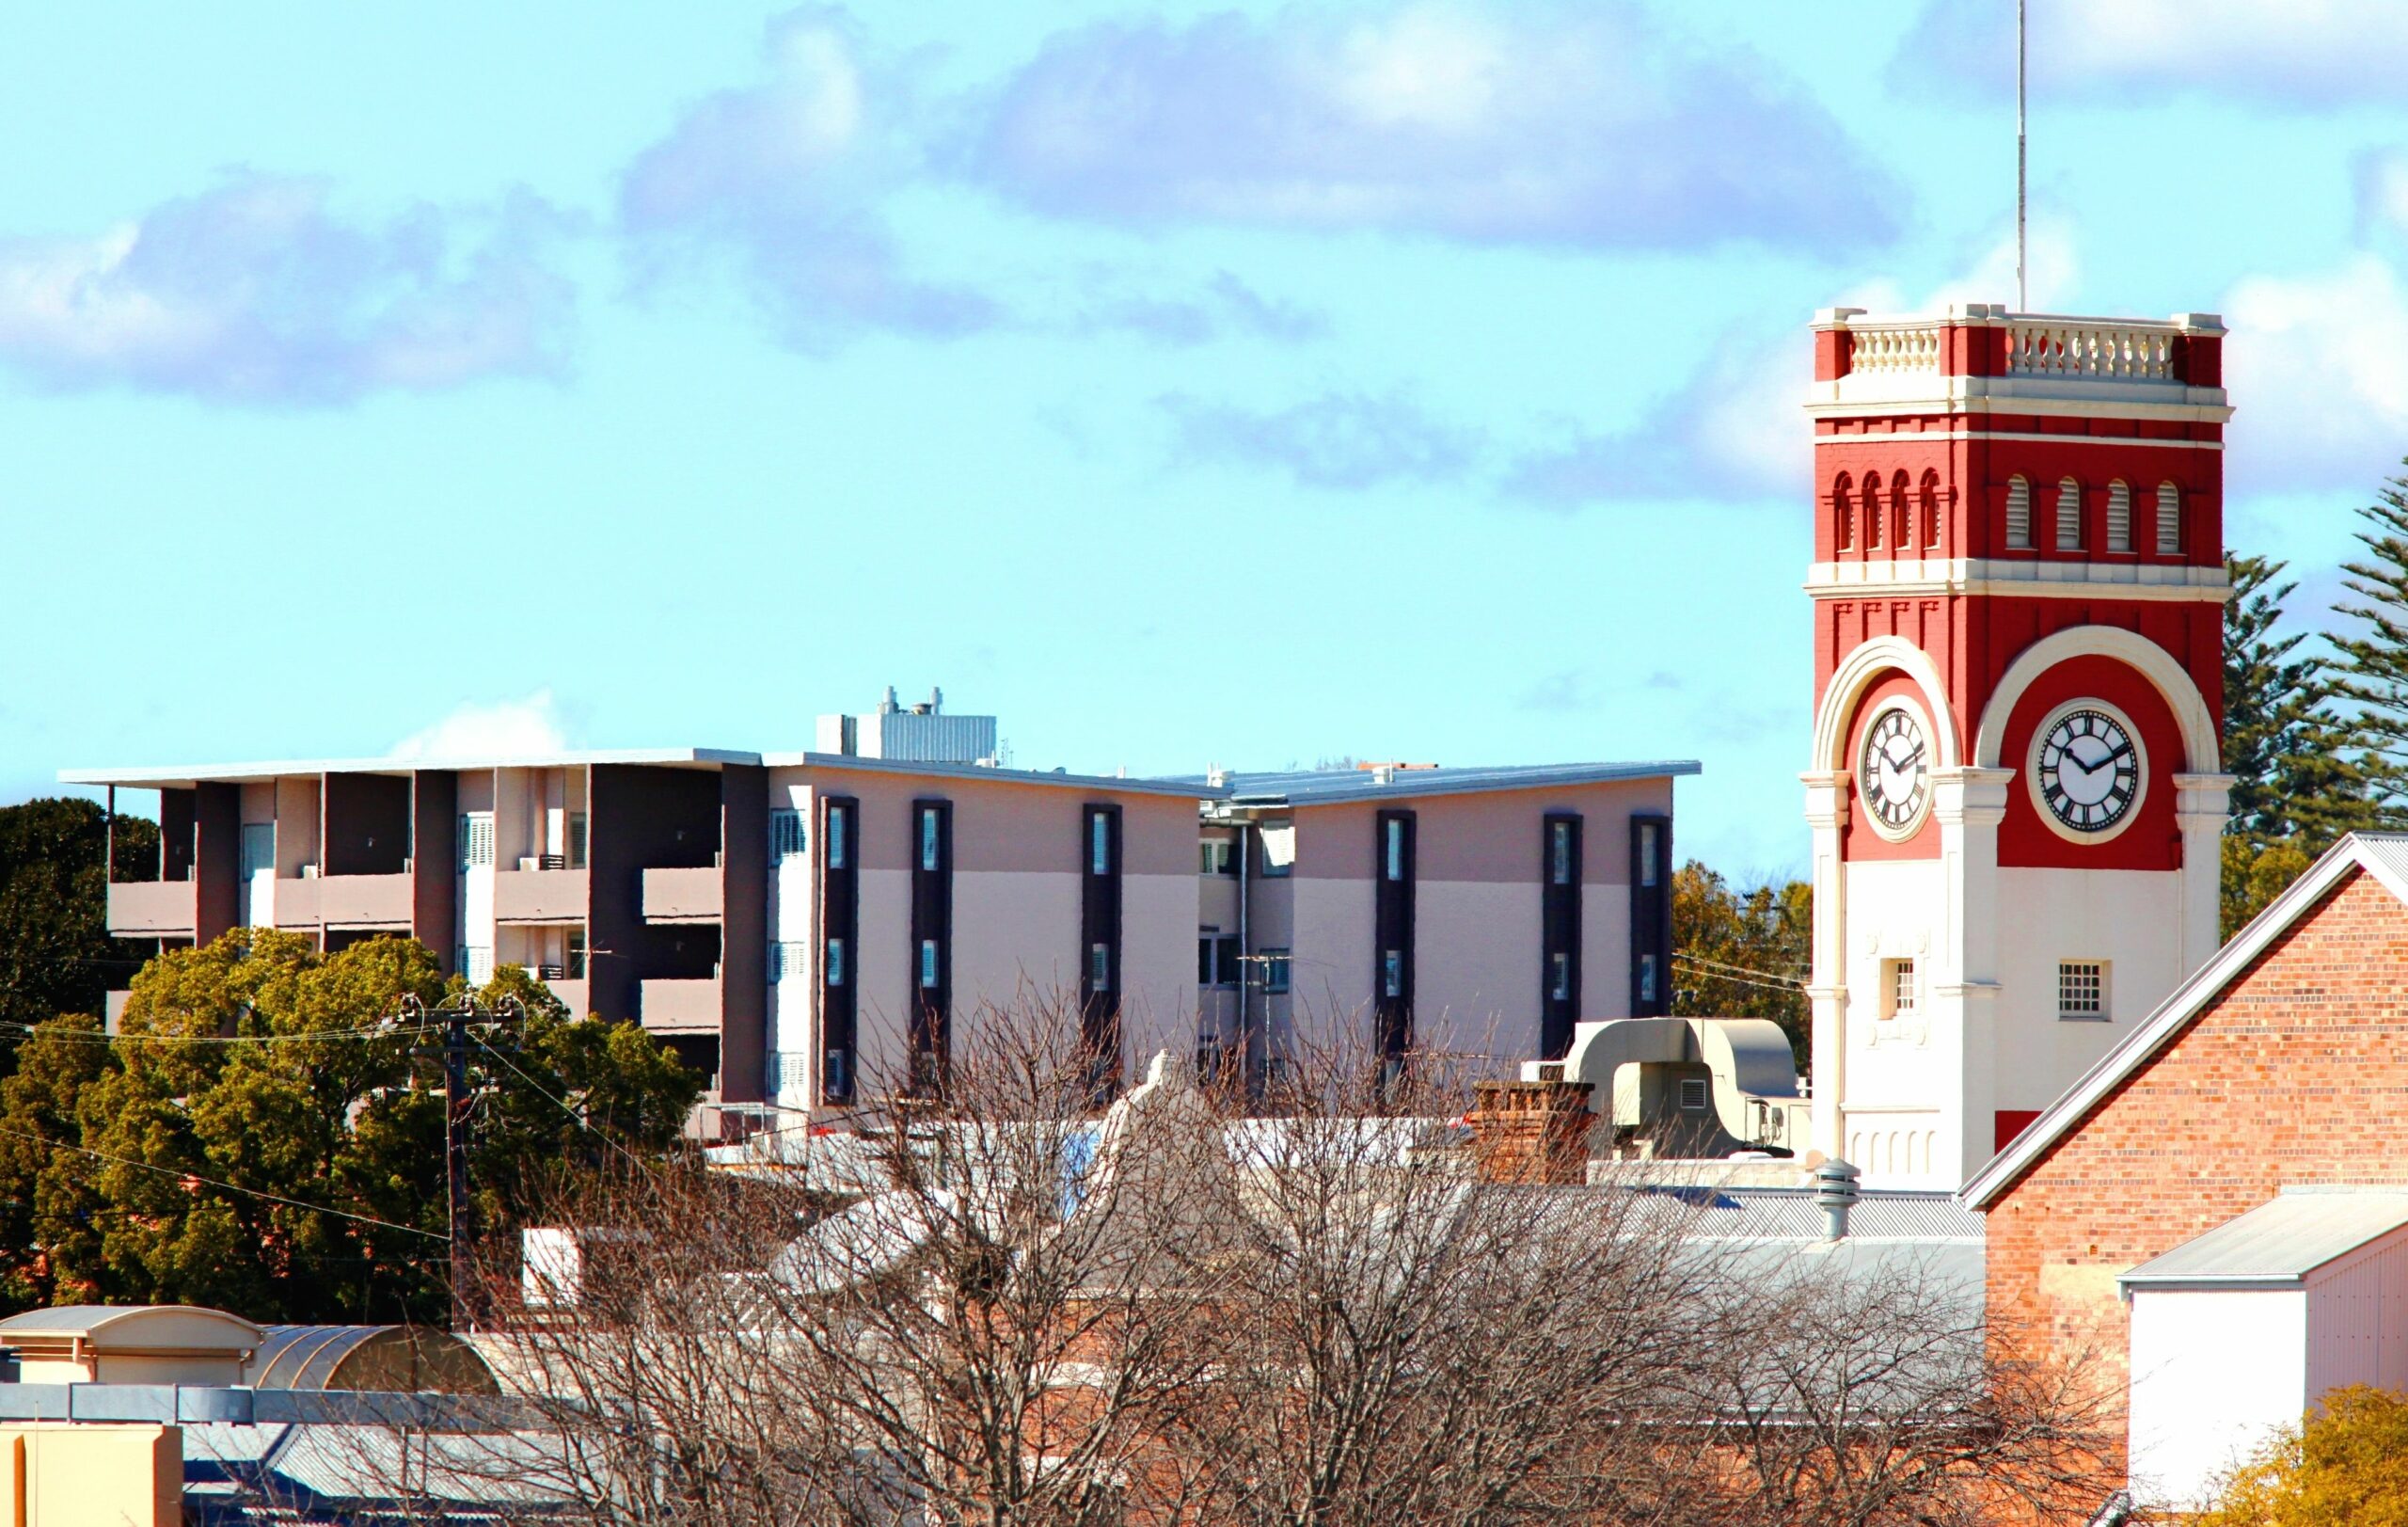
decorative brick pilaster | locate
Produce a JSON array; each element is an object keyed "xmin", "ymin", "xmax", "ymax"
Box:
[{"xmin": 1468, "ymin": 1080, "xmax": 1595, "ymax": 1185}]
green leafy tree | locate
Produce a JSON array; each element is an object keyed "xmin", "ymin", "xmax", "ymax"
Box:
[
  {"xmin": 2199, "ymin": 1385, "xmax": 2408, "ymax": 1526},
  {"xmin": 5, "ymin": 930, "xmax": 699, "ymax": 1322},
  {"xmin": 1671, "ymin": 861, "xmax": 1811, "ymax": 1069},
  {"xmin": 0, "ymin": 1016, "xmax": 111, "ymax": 1308},
  {"xmin": 0, "ymin": 798, "xmax": 159, "ymax": 1050}
]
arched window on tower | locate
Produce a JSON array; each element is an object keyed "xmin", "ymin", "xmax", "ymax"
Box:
[
  {"xmin": 1919, "ymin": 469, "xmax": 1941, "ymax": 548},
  {"xmin": 2156, "ymin": 482, "xmax": 2182, "ymax": 555},
  {"xmin": 1863, "ymin": 474, "xmax": 1884, "ymax": 549},
  {"xmin": 1833, "ymin": 473, "xmax": 1854, "ymax": 550},
  {"xmin": 1891, "ymin": 470, "xmax": 1912, "ymax": 549},
  {"xmin": 2005, "ymin": 475, "xmax": 2033, "ymax": 549},
  {"xmin": 2055, "ymin": 476, "xmax": 2083, "ymax": 550},
  {"xmin": 2106, "ymin": 480, "xmax": 2132, "ymax": 552}
]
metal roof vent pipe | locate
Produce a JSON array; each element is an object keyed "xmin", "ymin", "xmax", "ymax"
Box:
[{"xmin": 1813, "ymin": 1159, "xmax": 1861, "ymax": 1241}]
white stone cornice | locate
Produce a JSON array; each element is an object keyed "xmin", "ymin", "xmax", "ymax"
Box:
[{"xmin": 1807, "ymin": 559, "xmax": 2230, "ymax": 604}]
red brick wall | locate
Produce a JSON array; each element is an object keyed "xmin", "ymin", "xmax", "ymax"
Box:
[{"xmin": 1986, "ymin": 867, "xmax": 2408, "ymax": 1442}]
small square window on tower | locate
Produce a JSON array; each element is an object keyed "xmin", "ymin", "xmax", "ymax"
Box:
[
  {"xmin": 1880, "ymin": 958, "xmax": 1918, "ymax": 1020},
  {"xmin": 2059, "ymin": 961, "xmax": 2108, "ymax": 1021}
]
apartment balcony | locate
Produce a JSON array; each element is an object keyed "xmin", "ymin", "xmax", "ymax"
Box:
[
  {"xmin": 495, "ymin": 867, "xmax": 589, "ymax": 923},
  {"xmin": 639, "ymin": 977, "xmax": 722, "ymax": 1034},
  {"xmin": 540, "ymin": 977, "xmax": 591, "ymax": 1018},
  {"xmin": 317, "ymin": 872, "xmax": 412, "ymax": 929},
  {"xmin": 641, "ymin": 866, "xmax": 722, "ymax": 924},
  {"xmin": 271, "ymin": 877, "xmax": 321, "ymax": 928},
  {"xmin": 108, "ymin": 879, "xmax": 197, "ymax": 936}
]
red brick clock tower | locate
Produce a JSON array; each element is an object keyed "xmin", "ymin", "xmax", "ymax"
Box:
[{"xmin": 1801, "ymin": 304, "xmax": 2233, "ymax": 1187}]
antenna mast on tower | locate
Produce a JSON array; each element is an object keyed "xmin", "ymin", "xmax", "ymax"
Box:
[{"xmin": 2016, "ymin": 0, "xmax": 2028, "ymax": 311}]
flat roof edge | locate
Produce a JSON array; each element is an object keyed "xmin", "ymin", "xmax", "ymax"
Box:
[{"xmin": 757, "ymin": 752, "xmax": 1224, "ymax": 798}]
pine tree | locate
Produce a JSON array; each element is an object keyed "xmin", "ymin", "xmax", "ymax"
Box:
[
  {"xmin": 2227, "ymin": 554, "xmax": 2379, "ymax": 847},
  {"xmin": 2333, "ymin": 470, "xmax": 2408, "ymax": 821},
  {"xmin": 2222, "ymin": 552, "xmax": 2378, "ymax": 937}
]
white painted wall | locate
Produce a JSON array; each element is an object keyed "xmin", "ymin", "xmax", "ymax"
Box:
[
  {"xmin": 2307, "ymin": 1226, "xmax": 2408, "ymax": 1397},
  {"xmin": 1835, "ymin": 855, "xmax": 2193, "ymax": 1187},
  {"xmin": 2129, "ymin": 1288, "xmax": 2307, "ymax": 1512}
]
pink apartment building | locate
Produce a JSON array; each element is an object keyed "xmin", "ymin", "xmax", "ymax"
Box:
[{"xmin": 68, "ymin": 739, "xmax": 1695, "ymax": 1120}]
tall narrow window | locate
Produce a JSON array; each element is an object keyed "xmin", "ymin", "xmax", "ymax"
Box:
[
  {"xmin": 1890, "ymin": 470, "xmax": 1911, "ymax": 549},
  {"xmin": 826, "ymin": 937, "xmax": 847, "ymax": 986},
  {"xmin": 2055, "ymin": 476, "xmax": 2083, "ymax": 549},
  {"xmin": 2005, "ymin": 475, "xmax": 2032, "ymax": 549},
  {"xmin": 1919, "ymin": 470, "xmax": 1941, "ymax": 547},
  {"xmin": 920, "ymin": 938, "xmax": 940, "ymax": 988},
  {"xmin": 567, "ymin": 928, "xmax": 586, "ymax": 979},
  {"xmin": 1550, "ymin": 952, "xmax": 1572, "ymax": 1002},
  {"xmin": 769, "ymin": 808, "xmax": 805, "ymax": 861},
  {"xmin": 567, "ymin": 812, "xmax": 588, "ymax": 869},
  {"xmin": 1833, "ymin": 473, "xmax": 1855, "ymax": 550},
  {"xmin": 2156, "ymin": 482, "xmax": 2182, "ymax": 555},
  {"xmin": 1383, "ymin": 949, "xmax": 1403, "ymax": 998},
  {"xmin": 1550, "ymin": 820, "xmax": 1575, "ymax": 885},
  {"xmin": 920, "ymin": 807, "xmax": 941, "ymax": 871},
  {"xmin": 1638, "ymin": 821, "xmax": 1661, "ymax": 887},
  {"xmin": 1385, "ymin": 818, "xmax": 1405, "ymax": 882},
  {"xmin": 1864, "ymin": 475, "xmax": 1884, "ymax": 549},
  {"xmin": 2106, "ymin": 481, "xmax": 2132, "ymax": 551},
  {"xmin": 826, "ymin": 804, "xmax": 848, "ymax": 869},
  {"xmin": 1091, "ymin": 812, "xmax": 1112, "ymax": 874},
  {"xmin": 1089, "ymin": 943, "xmax": 1111, "ymax": 991},
  {"xmin": 457, "ymin": 812, "xmax": 494, "ymax": 870},
  {"xmin": 1639, "ymin": 953, "xmax": 1659, "ymax": 1004}
]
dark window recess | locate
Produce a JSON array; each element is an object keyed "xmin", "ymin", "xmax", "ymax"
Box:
[
  {"xmin": 1197, "ymin": 933, "xmax": 1242, "ymax": 988},
  {"xmin": 819, "ymin": 795, "xmax": 859, "ymax": 1103},
  {"xmin": 910, "ymin": 800, "xmax": 954, "ymax": 1086},
  {"xmin": 1541, "ymin": 813, "xmax": 1582, "ymax": 1058},
  {"xmin": 1629, "ymin": 813, "xmax": 1671, "ymax": 1017},
  {"xmin": 1372, "ymin": 809, "xmax": 1416, "ymax": 1068},
  {"xmin": 1081, "ymin": 804, "xmax": 1124, "ymax": 1099}
]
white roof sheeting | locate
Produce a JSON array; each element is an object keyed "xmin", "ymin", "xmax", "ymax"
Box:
[{"xmin": 2120, "ymin": 1188, "xmax": 2408, "ymax": 1290}]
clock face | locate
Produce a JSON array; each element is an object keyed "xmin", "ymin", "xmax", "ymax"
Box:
[
  {"xmin": 1857, "ymin": 706, "xmax": 1930, "ymax": 834},
  {"xmin": 2037, "ymin": 708, "xmax": 2140, "ymax": 833}
]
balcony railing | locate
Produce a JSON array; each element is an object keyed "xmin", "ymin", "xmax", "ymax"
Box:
[
  {"xmin": 2005, "ymin": 319, "xmax": 2177, "ymax": 381},
  {"xmin": 639, "ymin": 977, "xmax": 722, "ymax": 1034},
  {"xmin": 107, "ymin": 880, "xmax": 198, "ymax": 936},
  {"xmin": 494, "ymin": 867, "xmax": 589, "ymax": 923},
  {"xmin": 641, "ymin": 867, "xmax": 722, "ymax": 923}
]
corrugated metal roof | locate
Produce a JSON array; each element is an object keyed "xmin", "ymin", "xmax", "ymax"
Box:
[
  {"xmin": 67, "ymin": 748, "xmax": 1225, "ymax": 800},
  {"xmin": 2121, "ymin": 1187, "xmax": 2408, "ymax": 1288},
  {"xmin": 0, "ymin": 1304, "xmax": 262, "ymax": 1344},
  {"xmin": 1182, "ymin": 760, "xmax": 1702, "ymax": 808}
]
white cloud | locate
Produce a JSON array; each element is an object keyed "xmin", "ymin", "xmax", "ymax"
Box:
[
  {"xmin": 391, "ymin": 691, "xmax": 571, "ymax": 761},
  {"xmin": 974, "ymin": 3, "xmax": 1905, "ymax": 252},
  {"xmin": 0, "ymin": 176, "xmax": 572, "ymax": 404},
  {"xmin": 1894, "ymin": 0, "xmax": 2408, "ymax": 103},
  {"xmin": 619, "ymin": 7, "xmax": 994, "ymax": 349},
  {"xmin": 1510, "ymin": 222, "xmax": 2079, "ymax": 507},
  {"xmin": 2222, "ymin": 255, "xmax": 2408, "ymax": 491}
]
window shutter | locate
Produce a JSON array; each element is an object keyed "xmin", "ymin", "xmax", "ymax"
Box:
[
  {"xmin": 2005, "ymin": 477, "xmax": 2031, "ymax": 548},
  {"xmin": 2106, "ymin": 482, "xmax": 2131, "ymax": 551},
  {"xmin": 2156, "ymin": 483, "xmax": 2181, "ymax": 554},
  {"xmin": 2055, "ymin": 477, "xmax": 2083, "ymax": 549}
]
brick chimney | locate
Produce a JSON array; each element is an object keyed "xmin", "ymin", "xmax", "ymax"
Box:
[{"xmin": 1468, "ymin": 1079, "xmax": 1595, "ymax": 1185}]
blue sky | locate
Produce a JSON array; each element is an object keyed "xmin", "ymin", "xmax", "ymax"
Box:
[{"xmin": 9, "ymin": 1, "xmax": 2408, "ymax": 876}]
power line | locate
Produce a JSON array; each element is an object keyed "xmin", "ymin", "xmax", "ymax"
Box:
[
  {"xmin": 0, "ymin": 1121, "xmax": 449, "ymax": 1242},
  {"xmin": 1675, "ymin": 950, "xmax": 1808, "ymax": 983},
  {"xmin": 467, "ymin": 1030, "xmax": 660, "ymax": 1179}
]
